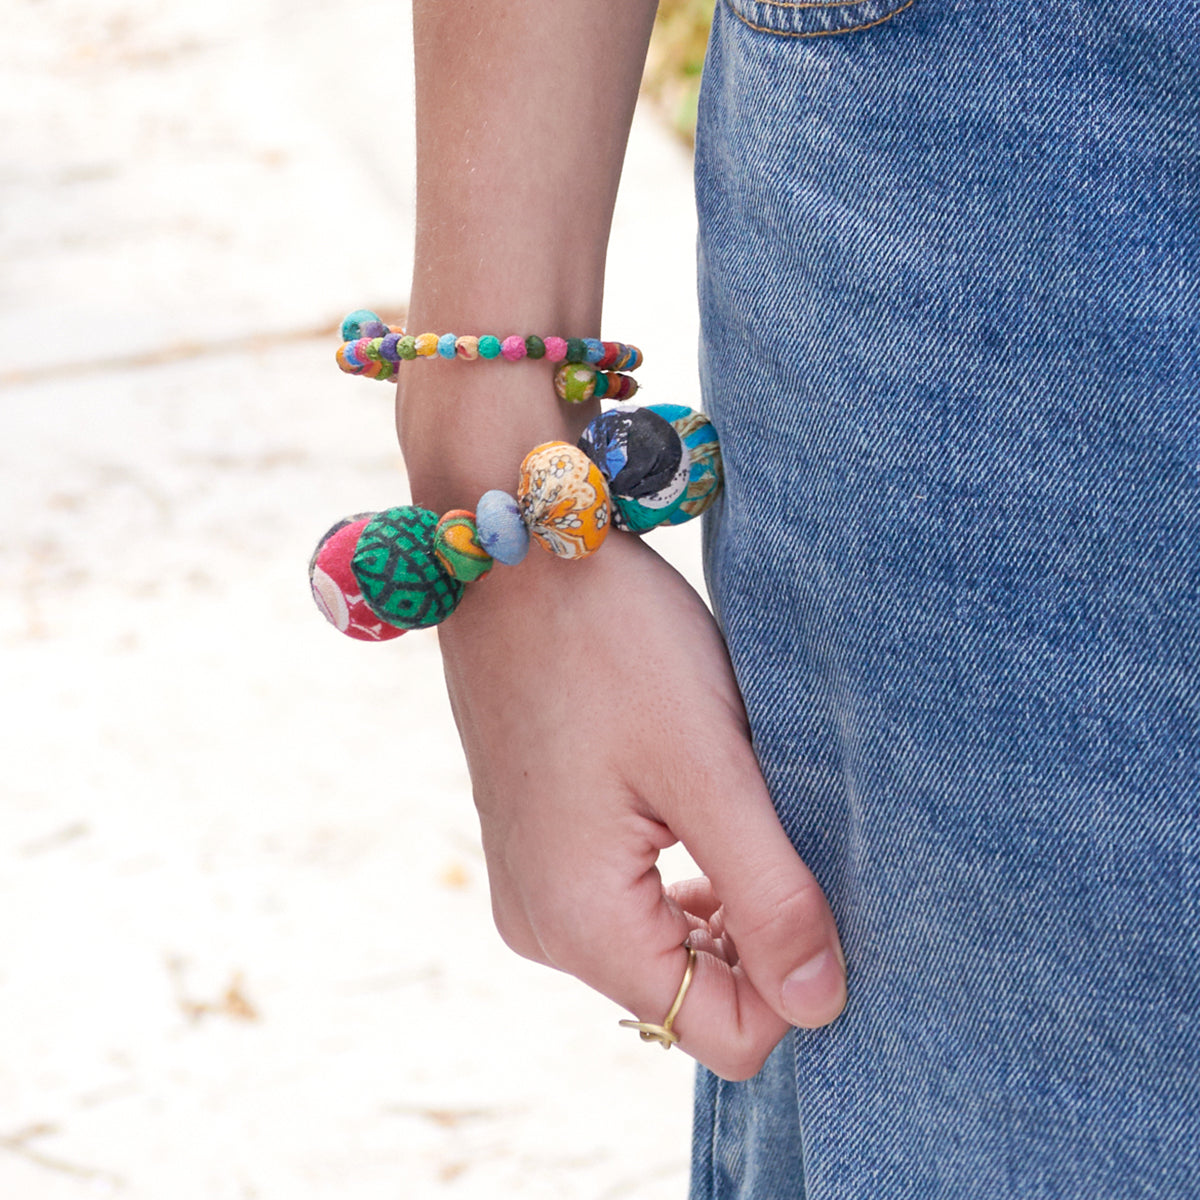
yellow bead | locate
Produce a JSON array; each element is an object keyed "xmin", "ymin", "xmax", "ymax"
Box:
[
  {"xmin": 414, "ymin": 332, "xmax": 440, "ymax": 357},
  {"xmin": 518, "ymin": 442, "xmax": 611, "ymax": 559}
]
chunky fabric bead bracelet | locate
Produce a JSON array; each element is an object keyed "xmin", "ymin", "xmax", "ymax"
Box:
[
  {"xmin": 334, "ymin": 308, "xmax": 643, "ymax": 400},
  {"xmin": 309, "ymin": 402, "xmax": 723, "ymax": 641}
]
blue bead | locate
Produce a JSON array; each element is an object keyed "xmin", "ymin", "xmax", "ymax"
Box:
[
  {"xmin": 340, "ymin": 309, "xmax": 382, "ymax": 341},
  {"xmin": 475, "ymin": 490, "xmax": 529, "ymax": 566},
  {"xmin": 583, "ymin": 338, "xmax": 605, "ymax": 364},
  {"xmin": 437, "ymin": 333, "xmax": 458, "ymax": 359}
]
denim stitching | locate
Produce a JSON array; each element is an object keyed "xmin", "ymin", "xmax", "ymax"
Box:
[{"xmin": 728, "ymin": 0, "xmax": 915, "ymax": 37}]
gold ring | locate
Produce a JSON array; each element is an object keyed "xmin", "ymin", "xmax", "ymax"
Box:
[{"xmin": 618, "ymin": 945, "xmax": 697, "ymax": 1050}]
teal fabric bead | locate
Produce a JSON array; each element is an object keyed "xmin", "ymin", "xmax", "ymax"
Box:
[
  {"xmin": 341, "ymin": 309, "xmax": 383, "ymax": 341},
  {"xmin": 478, "ymin": 335, "xmax": 502, "ymax": 359},
  {"xmin": 475, "ymin": 490, "xmax": 529, "ymax": 565},
  {"xmin": 645, "ymin": 404, "xmax": 724, "ymax": 524},
  {"xmin": 565, "ymin": 337, "xmax": 588, "ymax": 363}
]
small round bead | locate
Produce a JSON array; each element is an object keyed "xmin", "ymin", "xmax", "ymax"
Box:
[
  {"xmin": 398, "ymin": 335, "xmax": 417, "ymax": 360},
  {"xmin": 583, "ymin": 338, "xmax": 605, "ymax": 364},
  {"xmin": 596, "ymin": 342, "xmax": 621, "ymax": 370},
  {"xmin": 340, "ymin": 309, "xmax": 382, "ymax": 342},
  {"xmin": 518, "ymin": 442, "xmax": 610, "ymax": 559},
  {"xmin": 437, "ymin": 333, "xmax": 458, "ymax": 359},
  {"xmin": 565, "ymin": 337, "xmax": 588, "ymax": 363},
  {"xmin": 475, "ymin": 490, "xmax": 529, "ymax": 565},
  {"xmin": 609, "ymin": 374, "xmax": 638, "ymax": 400},
  {"xmin": 501, "ymin": 335, "xmax": 527, "ymax": 362},
  {"xmin": 351, "ymin": 506, "xmax": 464, "ymax": 629},
  {"xmin": 554, "ymin": 362, "xmax": 597, "ymax": 404},
  {"xmin": 592, "ymin": 369, "xmax": 610, "ymax": 399},
  {"xmin": 358, "ymin": 358, "xmax": 389, "ymax": 379},
  {"xmin": 360, "ymin": 320, "xmax": 388, "ymax": 339},
  {"xmin": 525, "ymin": 336, "xmax": 546, "ymax": 360},
  {"xmin": 379, "ymin": 333, "xmax": 401, "ymax": 362},
  {"xmin": 455, "ymin": 335, "xmax": 480, "ymax": 360},
  {"xmin": 336, "ymin": 344, "xmax": 363, "ymax": 374},
  {"xmin": 433, "ymin": 510, "xmax": 493, "ymax": 583},
  {"xmin": 415, "ymin": 332, "xmax": 440, "ymax": 357},
  {"xmin": 310, "ymin": 514, "xmax": 406, "ymax": 641},
  {"xmin": 478, "ymin": 335, "xmax": 502, "ymax": 360},
  {"xmin": 543, "ymin": 336, "xmax": 569, "ymax": 362}
]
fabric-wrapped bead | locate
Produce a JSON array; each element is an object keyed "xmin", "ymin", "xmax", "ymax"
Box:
[
  {"xmin": 543, "ymin": 336, "xmax": 569, "ymax": 362},
  {"xmin": 476, "ymin": 490, "xmax": 529, "ymax": 565},
  {"xmin": 340, "ymin": 309, "xmax": 383, "ymax": 342},
  {"xmin": 433, "ymin": 510, "xmax": 493, "ymax": 583},
  {"xmin": 414, "ymin": 332, "xmax": 440, "ymax": 357},
  {"xmin": 478, "ymin": 335, "xmax": 502, "ymax": 359},
  {"xmin": 525, "ymin": 336, "xmax": 546, "ymax": 360},
  {"xmin": 644, "ymin": 404, "xmax": 724, "ymax": 524},
  {"xmin": 379, "ymin": 333, "xmax": 402, "ymax": 362},
  {"xmin": 309, "ymin": 515, "xmax": 406, "ymax": 641},
  {"xmin": 350, "ymin": 506, "xmax": 464, "ymax": 629},
  {"xmin": 455, "ymin": 335, "xmax": 480, "ymax": 360},
  {"xmin": 518, "ymin": 442, "xmax": 610, "ymax": 559},
  {"xmin": 578, "ymin": 406, "xmax": 690, "ymax": 533},
  {"xmin": 501, "ymin": 335, "xmax": 527, "ymax": 362},
  {"xmin": 437, "ymin": 333, "xmax": 458, "ymax": 359},
  {"xmin": 554, "ymin": 362, "xmax": 597, "ymax": 404},
  {"xmin": 565, "ymin": 338, "xmax": 588, "ymax": 364},
  {"xmin": 398, "ymin": 335, "xmax": 417, "ymax": 360}
]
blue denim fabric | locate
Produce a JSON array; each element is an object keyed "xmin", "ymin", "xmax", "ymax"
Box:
[{"xmin": 692, "ymin": 1, "xmax": 1200, "ymax": 1197}]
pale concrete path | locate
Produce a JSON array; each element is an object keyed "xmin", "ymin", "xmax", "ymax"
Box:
[{"xmin": 1, "ymin": 2, "xmax": 705, "ymax": 1197}]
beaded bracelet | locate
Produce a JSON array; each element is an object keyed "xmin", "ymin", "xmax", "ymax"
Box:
[
  {"xmin": 309, "ymin": 402, "xmax": 723, "ymax": 641},
  {"xmin": 335, "ymin": 308, "xmax": 643, "ymax": 401}
]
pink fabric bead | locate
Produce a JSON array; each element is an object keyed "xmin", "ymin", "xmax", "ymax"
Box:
[
  {"xmin": 501, "ymin": 335, "xmax": 527, "ymax": 362},
  {"xmin": 543, "ymin": 336, "xmax": 569, "ymax": 362}
]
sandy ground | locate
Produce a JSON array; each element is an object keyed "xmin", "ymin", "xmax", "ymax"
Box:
[{"xmin": 1, "ymin": 2, "xmax": 706, "ymax": 1197}]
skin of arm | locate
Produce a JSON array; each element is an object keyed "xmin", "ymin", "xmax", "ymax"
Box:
[{"xmin": 400, "ymin": 0, "xmax": 847, "ymax": 1081}]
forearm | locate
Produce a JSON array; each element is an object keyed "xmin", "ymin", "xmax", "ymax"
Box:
[{"xmin": 400, "ymin": 0, "xmax": 658, "ymax": 510}]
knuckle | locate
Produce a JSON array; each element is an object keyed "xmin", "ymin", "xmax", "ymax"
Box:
[{"xmin": 726, "ymin": 870, "xmax": 826, "ymax": 947}]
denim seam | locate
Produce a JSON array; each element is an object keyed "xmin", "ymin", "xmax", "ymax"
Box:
[{"xmin": 726, "ymin": 0, "xmax": 915, "ymax": 37}]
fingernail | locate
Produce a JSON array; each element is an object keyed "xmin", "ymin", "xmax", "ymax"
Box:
[{"xmin": 782, "ymin": 948, "xmax": 847, "ymax": 1027}]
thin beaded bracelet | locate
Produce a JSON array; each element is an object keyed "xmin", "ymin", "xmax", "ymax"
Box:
[
  {"xmin": 309, "ymin": 401, "xmax": 723, "ymax": 641},
  {"xmin": 335, "ymin": 308, "xmax": 643, "ymax": 400}
]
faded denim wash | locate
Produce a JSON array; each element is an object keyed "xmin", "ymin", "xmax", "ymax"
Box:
[{"xmin": 692, "ymin": 1, "xmax": 1200, "ymax": 1197}]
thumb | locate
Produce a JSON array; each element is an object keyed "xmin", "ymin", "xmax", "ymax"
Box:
[{"xmin": 672, "ymin": 743, "xmax": 847, "ymax": 1029}]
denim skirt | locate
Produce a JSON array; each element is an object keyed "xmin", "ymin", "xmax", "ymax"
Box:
[{"xmin": 691, "ymin": 2, "xmax": 1200, "ymax": 1197}]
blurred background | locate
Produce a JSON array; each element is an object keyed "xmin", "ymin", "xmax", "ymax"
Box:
[{"xmin": 0, "ymin": 0, "xmax": 717, "ymax": 1197}]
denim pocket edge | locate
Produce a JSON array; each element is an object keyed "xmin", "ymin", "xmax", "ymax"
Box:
[{"xmin": 724, "ymin": 0, "xmax": 916, "ymax": 38}]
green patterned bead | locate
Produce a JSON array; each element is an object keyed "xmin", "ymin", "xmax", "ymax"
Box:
[
  {"xmin": 554, "ymin": 362, "xmax": 597, "ymax": 405},
  {"xmin": 351, "ymin": 506, "xmax": 464, "ymax": 629}
]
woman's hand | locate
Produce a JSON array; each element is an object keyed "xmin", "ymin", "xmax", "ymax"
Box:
[{"xmin": 436, "ymin": 528, "xmax": 847, "ymax": 1081}]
